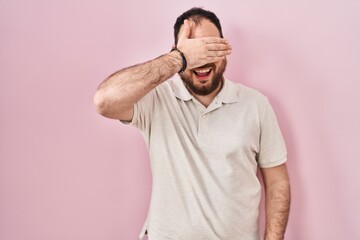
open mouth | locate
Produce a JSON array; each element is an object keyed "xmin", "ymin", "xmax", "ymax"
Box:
[{"xmin": 193, "ymin": 68, "xmax": 212, "ymax": 78}]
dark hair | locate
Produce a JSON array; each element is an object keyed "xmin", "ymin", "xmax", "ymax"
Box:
[{"xmin": 174, "ymin": 7, "xmax": 224, "ymax": 45}]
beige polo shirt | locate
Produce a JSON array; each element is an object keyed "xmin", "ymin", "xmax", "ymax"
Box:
[{"xmin": 122, "ymin": 76, "xmax": 287, "ymax": 240}]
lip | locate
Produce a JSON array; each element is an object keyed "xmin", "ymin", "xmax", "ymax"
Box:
[{"xmin": 192, "ymin": 68, "xmax": 213, "ymax": 81}]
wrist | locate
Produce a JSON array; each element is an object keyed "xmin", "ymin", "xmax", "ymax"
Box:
[
  {"xmin": 170, "ymin": 47, "xmax": 187, "ymax": 73},
  {"xmin": 167, "ymin": 50, "xmax": 182, "ymax": 73}
]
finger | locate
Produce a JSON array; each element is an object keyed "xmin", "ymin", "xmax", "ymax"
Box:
[
  {"xmin": 206, "ymin": 50, "xmax": 232, "ymax": 57},
  {"xmin": 178, "ymin": 19, "xmax": 191, "ymax": 42},
  {"xmin": 188, "ymin": 19, "xmax": 196, "ymax": 30},
  {"xmin": 202, "ymin": 37, "xmax": 230, "ymax": 44},
  {"xmin": 207, "ymin": 43, "xmax": 232, "ymax": 51},
  {"xmin": 206, "ymin": 56, "xmax": 226, "ymax": 64}
]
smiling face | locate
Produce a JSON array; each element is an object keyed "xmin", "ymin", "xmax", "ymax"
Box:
[{"xmin": 179, "ymin": 18, "xmax": 227, "ymax": 96}]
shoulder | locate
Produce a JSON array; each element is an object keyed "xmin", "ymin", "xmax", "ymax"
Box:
[{"xmin": 225, "ymin": 78, "xmax": 268, "ymax": 106}]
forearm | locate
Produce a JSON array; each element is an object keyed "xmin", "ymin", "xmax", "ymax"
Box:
[
  {"xmin": 264, "ymin": 181, "xmax": 291, "ymax": 240},
  {"xmin": 94, "ymin": 19, "xmax": 231, "ymax": 119},
  {"xmin": 94, "ymin": 51, "xmax": 182, "ymax": 118}
]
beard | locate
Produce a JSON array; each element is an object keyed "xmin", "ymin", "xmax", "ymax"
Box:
[{"xmin": 179, "ymin": 59, "xmax": 227, "ymax": 96}]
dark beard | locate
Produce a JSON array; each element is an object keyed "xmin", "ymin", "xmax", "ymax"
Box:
[{"xmin": 180, "ymin": 59, "xmax": 227, "ymax": 96}]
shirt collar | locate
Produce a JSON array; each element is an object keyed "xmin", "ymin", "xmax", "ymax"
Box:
[
  {"xmin": 170, "ymin": 76, "xmax": 239, "ymax": 104},
  {"xmin": 170, "ymin": 76, "xmax": 193, "ymax": 101}
]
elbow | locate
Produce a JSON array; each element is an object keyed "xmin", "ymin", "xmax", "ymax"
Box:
[
  {"xmin": 93, "ymin": 89, "xmax": 128, "ymax": 119},
  {"xmin": 93, "ymin": 90, "xmax": 109, "ymax": 116}
]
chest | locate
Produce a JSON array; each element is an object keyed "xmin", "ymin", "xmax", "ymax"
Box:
[{"xmin": 151, "ymin": 99, "xmax": 261, "ymax": 157}]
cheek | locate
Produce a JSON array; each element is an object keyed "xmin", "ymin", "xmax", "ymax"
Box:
[
  {"xmin": 215, "ymin": 59, "xmax": 227, "ymax": 72},
  {"xmin": 183, "ymin": 70, "xmax": 193, "ymax": 78},
  {"xmin": 213, "ymin": 61, "xmax": 223, "ymax": 69}
]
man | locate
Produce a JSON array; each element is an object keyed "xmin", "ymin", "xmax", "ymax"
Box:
[{"xmin": 94, "ymin": 7, "xmax": 290, "ymax": 240}]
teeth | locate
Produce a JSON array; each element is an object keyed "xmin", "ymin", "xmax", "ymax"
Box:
[{"xmin": 195, "ymin": 68, "xmax": 211, "ymax": 73}]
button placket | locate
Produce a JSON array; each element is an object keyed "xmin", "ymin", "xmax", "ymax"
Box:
[{"xmin": 198, "ymin": 113, "xmax": 207, "ymax": 138}]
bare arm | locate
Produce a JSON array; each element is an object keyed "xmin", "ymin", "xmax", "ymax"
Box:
[
  {"xmin": 93, "ymin": 19, "xmax": 232, "ymax": 120},
  {"xmin": 260, "ymin": 163, "xmax": 291, "ymax": 240},
  {"xmin": 93, "ymin": 51, "xmax": 182, "ymax": 120}
]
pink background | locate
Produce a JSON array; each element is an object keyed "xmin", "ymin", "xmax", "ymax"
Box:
[{"xmin": 1, "ymin": 0, "xmax": 359, "ymax": 239}]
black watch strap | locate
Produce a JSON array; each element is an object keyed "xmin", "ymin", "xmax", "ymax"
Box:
[{"xmin": 171, "ymin": 47, "xmax": 187, "ymax": 73}]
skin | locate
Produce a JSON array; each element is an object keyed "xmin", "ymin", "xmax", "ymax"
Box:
[
  {"xmin": 93, "ymin": 19, "xmax": 231, "ymax": 120},
  {"xmin": 261, "ymin": 164, "xmax": 291, "ymax": 240},
  {"xmin": 94, "ymin": 17, "xmax": 290, "ymax": 240},
  {"xmin": 178, "ymin": 19, "xmax": 228, "ymax": 107}
]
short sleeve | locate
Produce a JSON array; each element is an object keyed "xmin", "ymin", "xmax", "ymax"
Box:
[
  {"xmin": 257, "ymin": 97, "xmax": 287, "ymax": 168},
  {"xmin": 119, "ymin": 89, "xmax": 156, "ymax": 131}
]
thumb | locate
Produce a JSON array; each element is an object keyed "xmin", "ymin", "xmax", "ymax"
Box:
[{"xmin": 177, "ymin": 19, "xmax": 191, "ymax": 42}]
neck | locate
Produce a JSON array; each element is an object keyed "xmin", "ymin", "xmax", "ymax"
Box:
[{"xmin": 191, "ymin": 78, "xmax": 224, "ymax": 108}]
